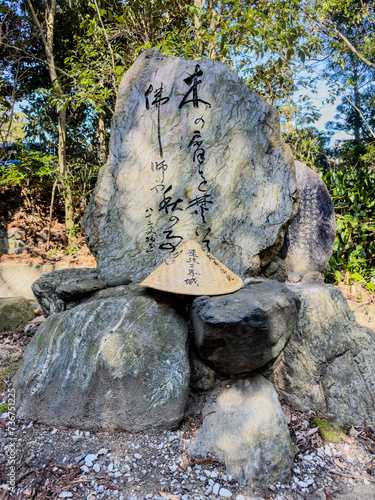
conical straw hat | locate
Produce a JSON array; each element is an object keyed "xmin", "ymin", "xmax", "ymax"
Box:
[{"xmin": 140, "ymin": 240, "xmax": 243, "ymax": 296}]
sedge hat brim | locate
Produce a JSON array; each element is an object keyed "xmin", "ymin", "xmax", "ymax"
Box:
[{"xmin": 140, "ymin": 239, "xmax": 243, "ymax": 296}]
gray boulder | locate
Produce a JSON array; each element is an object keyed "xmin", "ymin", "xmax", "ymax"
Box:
[
  {"xmin": 31, "ymin": 268, "xmax": 99, "ymax": 317},
  {"xmin": 0, "ymin": 297, "xmax": 34, "ymax": 332},
  {"xmin": 82, "ymin": 48, "xmax": 298, "ymax": 282},
  {"xmin": 264, "ymin": 284, "xmax": 375, "ymax": 426},
  {"xmin": 280, "ymin": 161, "xmax": 336, "ymax": 278},
  {"xmin": 14, "ymin": 286, "xmax": 190, "ymax": 431},
  {"xmin": 191, "ymin": 281, "xmax": 299, "ymax": 375},
  {"xmin": 190, "ymin": 375, "xmax": 295, "ymax": 487}
]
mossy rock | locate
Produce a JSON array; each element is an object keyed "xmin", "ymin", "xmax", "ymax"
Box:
[
  {"xmin": 0, "ymin": 297, "xmax": 34, "ymax": 332},
  {"xmin": 310, "ymin": 417, "xmax": 348, "ymax": 443}
]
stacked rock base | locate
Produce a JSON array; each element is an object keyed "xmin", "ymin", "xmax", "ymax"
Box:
[{"xmin": 14, "ymin": 270, "xmax": 375, "ymax": 488}]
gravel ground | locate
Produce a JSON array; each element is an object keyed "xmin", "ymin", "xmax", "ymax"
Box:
[
  {"xmin": 1, "ymin": 388, "xmax": 375, "ymax": 500},
  {"xmin": 1, "ymin": 317, "xmax": 375, "ymax": 500}
]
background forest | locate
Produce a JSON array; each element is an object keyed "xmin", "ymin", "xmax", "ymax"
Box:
[{"xmin": 0, "ymin": 0, "xmax": 374, "ymax": 293}]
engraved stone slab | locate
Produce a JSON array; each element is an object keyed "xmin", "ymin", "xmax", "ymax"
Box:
[
  {"xmin": 279, "ymin": 161, "xmax": 336, "ymax": 276},
  {"xmin": 83, "ymin": 48, "xmax": 298, "ymax": 282}
]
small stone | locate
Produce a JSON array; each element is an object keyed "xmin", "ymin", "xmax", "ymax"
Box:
[
  {"xmin": 93, "ymin": 463, "xmax": 101, "ymax": 473},
  {"xmin": 134, "ymin": 453, "xmax": 142, "ymax": 459},
  {"xmin": 72, "ymin": 436, "xmax": 83, "ymax": 443},
  {"xmin": 85, "ymin": 461, "xmax": 93, "ymax": 468},
  {"xmin": 236, "ymin": 496, "xmax": 246, "ymax": 500},
  {"xmin": 51, "ymin": 429, "xmax": 58, "ymax": 435},
  {"xmin": 219, "ymin": 488, "xmax": 232, "ymax": 498},
  {"xmin": 114, "ymin": 471, "xmax": 122, "ymax": 478},
  {"xmin": 85, "ymin": 454, "xmax": 97, "ymax": 463},
  {"xmin": 80, "ymin": 465, "xmax": 90, "ymax": 473},
  {"xmin": 58, "ymin": 493, "xmax": 73, "ymax": 498},
  {"xmin": 213, "ymin": 483, "xmax": 220, "ymax": 495},
  {"xmin": 298, "ymin": 481, "xmax": 308, "ymax": 488},
  {"xmin": 324, "ymin": 445, "xmax": 332, "ymax": 457},
  {"xmin": 98, "ymin": 448, "xmax": 108, "ymax": 455}
]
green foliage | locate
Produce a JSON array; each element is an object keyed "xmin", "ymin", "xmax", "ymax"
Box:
[
  {"xmin": 283, "ymin": 127, "xmax": 331, "ymax": 170},
  {"xmin": 322, "ymin": 157, "xmax": 375, "ymax": 291},
  {"xmin": 0, "ymin": 143, "xmax": 57, "ymax": 189}
]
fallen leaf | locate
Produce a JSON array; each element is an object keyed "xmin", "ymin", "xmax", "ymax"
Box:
[
  {"xmin": 307, "ymin": 427, "xmax": 319, "ymax": 436},
  {"xmin": 341, "ymin": 435, "xmax": 352, "ymax": 444},
  {"xmin": 349, "ymin": 426, "xmax": 359, "ymax": 437},
  {"xmin": 179, "ymin": 453, "xmax": 189, "ymax": 469},
  {"xmin": 159, "ymin": 491, "xmax": 179, "ymax": 500},
  {"xmin": 282, "ymin": 405, "xmax": 291, "ymax": 424},
  {"xmin": 334, "ymin": 459, "xmax": 347, "ymax": 469}
]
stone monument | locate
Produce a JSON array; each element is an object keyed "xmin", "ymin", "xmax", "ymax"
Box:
[
  {"xmin": 82, "ymin": 47, "xmax": 298, "ymax": 281},
  {"xmin": 13, "ymin": 49, "xmax": 375, "ymax": 489}
]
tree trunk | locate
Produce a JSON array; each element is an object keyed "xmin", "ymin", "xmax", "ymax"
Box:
[
  {"xmin": 353, "ymin": 63, "xmax": 361, "ymax": 142},
  {"xmin": 98, "ymin": 112, "xmax": 107, "ymax": 164},
  {"xmin": 194, "ymin": 0, "xmax": 204, "ymax": 58},
  {"xmin": 26, "ymin": 0, "xmax": 75, "ymax": 246},
  {"xmin": 58, "ymin": 107, "xmax": 74, "ymax": 242},
  {"xmin": 284, "ymin": 96, "xmax": 294, "ymax": 134}
]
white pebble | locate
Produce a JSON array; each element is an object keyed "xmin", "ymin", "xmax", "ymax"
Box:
[
  {"xmin": 298, "ymin": 481, "xmax": 308, "ymax": 488},
  {"xmin": 80, "ymin": 465, "xmax": 90, "ymax": 473},
  {"xmin": 51, "ymin": 429, "xmax": 57, "ymax": 435},
  {"xmin": 134, "ymin": 453, "xmax": 142, "ymax": 459},
  {"xmin": 236, "ymin": 496, "xmax": 246, "ymax": 500},
  {"xmin": 213, "ymin": 483, "xmax": 220, "ymax": 495},
  {"xmin": 85, "ymin": 454, "xmax": 97, "ymax": 463},
  {"xmin": 93, "ymin": 463, "xmax": 101, "ymax": 473},
  {"xmin": 114, "ymin": 471, "xmax": 122, "ymax": 478},
  {"xmin": 58, "ymin": 493, "xmax": 73, "ymax": 498},
  {"xmin": 108, "ymin": 463, "xmax": 114, "ymax": 472},
  {"xmin": 85, "ymin": 461, "xmax": 93, "ymax": 468},
  {"xmin": 97, "ymin": 448, "xmax": 108, "ymax": 455},
  {"xmin": 219, "ymin": 487, "xmax": 232, "ymax": 498},
  {"xmin": 324, "ymin": 445, "xmax": 332, "ymax": 457}
]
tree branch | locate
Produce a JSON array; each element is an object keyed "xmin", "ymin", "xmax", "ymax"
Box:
[
  {"xmin": 325, "ymin": 19, "xmax": 375, "ymax": 71},
  {"xmin": 92, "ymin": 0, "xmax": 116, "ymax": 77}
]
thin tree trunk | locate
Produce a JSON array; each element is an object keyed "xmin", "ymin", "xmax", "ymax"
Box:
[
  {"xmin": 98, "ymin": 112, "xmax": 107, "ymax": 164},
  {"xmin": 26, "ymin": 0, "xmax": 75, "ymax": 245},
  {"xmin": 353, "ymin": 63, "xmax": 361, "ymax": 142},
  {"xmin": 194, "ymin": 0, "xmax": 204, "ymax": 58},
  {"xmin": 284, "ymin": 96, "xmax": 294, "ymax": 134}
]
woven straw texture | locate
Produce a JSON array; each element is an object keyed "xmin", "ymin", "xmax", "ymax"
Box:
[{"xmin": 140, "ymin": 240, "xmax": 243, "ymax": 296}]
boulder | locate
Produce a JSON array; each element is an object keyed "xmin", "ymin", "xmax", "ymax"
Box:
[
  {"xmin": 191, "ymin": 281, "xmax": 299, "ymax": 375},
  {"xmin": 0, "ymin": 297, "xmax": 34, "ymax": 332},
  {"xmin": 189, "ymin": 376, "xmax": 295, "ymax": 487},
  {"xmin": 264, "ymin": 284, "xmax": 375, "ymax": 426},
  {"xmin": 32, "ymin": 268, "xmax": 99, "ymax": 317},
  {"xmin": 14, "ymin": 286, "xmax": 190, "ymax": 431},
  {"xmin": 280, "ymin": 161, "xmax": 336, "ymax": 277},
  {"xmin": 82, "ymin": 48, "xmax": 298, "ymax": 282},
  {"xmin": 262, "ymin": 256, "xmax": 287, "ymax": 282}
]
